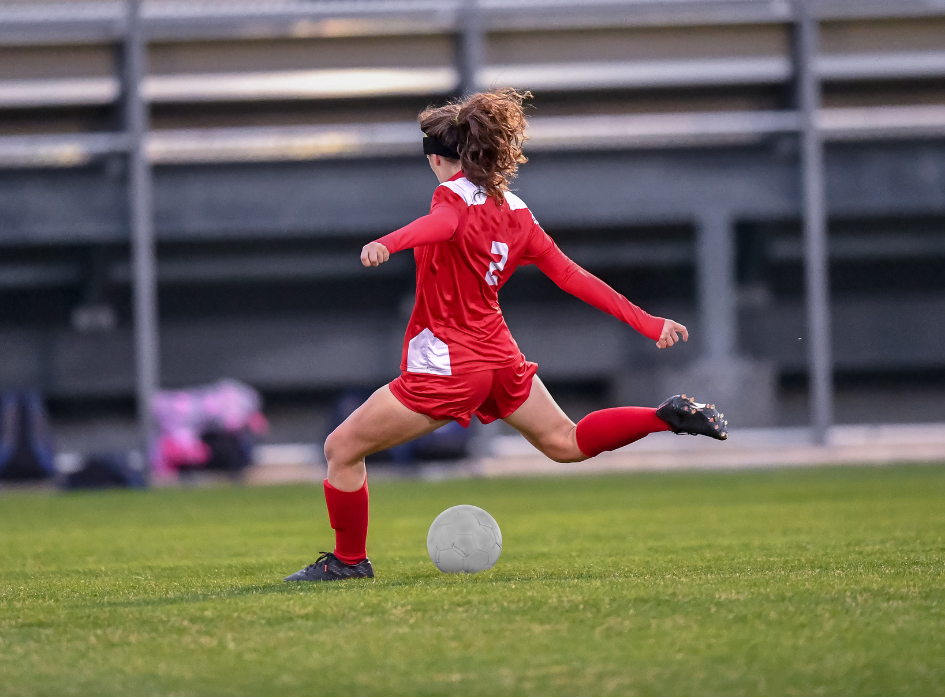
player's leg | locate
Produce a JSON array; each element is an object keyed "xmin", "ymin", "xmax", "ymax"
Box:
[
  {"xmin": 504, "ymin": 376, "xmax": 727, "ymax": 462},
  {"xmin": 324, "ymin": 384, "xmax": 450, "ymax": 491},
  {"xmin": 503, "ymin": 376, "xmax": 671, "ymax": 462},
  {"xmin": 284, "ymin": 385, "xmax": 449, "ymax": 582},
  {"xmin": 501, "ymin": 375, "xmax": 586, "ymax": 462}
]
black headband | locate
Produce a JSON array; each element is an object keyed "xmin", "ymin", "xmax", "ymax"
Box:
[{"xmin": 423, "ymin": 135, "xmax": 460, "ymax": 160}]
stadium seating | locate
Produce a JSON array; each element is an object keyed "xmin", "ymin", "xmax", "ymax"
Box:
[{"xmin": 1, "ymin": 0, "xmax": 944, "ymax": 437}]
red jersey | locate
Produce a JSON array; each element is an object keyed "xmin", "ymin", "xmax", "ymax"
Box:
[{"xmin": 376, "ymin": 172, "xmax": 664, "ymax": 376}]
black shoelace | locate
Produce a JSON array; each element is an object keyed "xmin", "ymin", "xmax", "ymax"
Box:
[{"xmin": 308, "ymin": 551, "xmax": 335, "ymax": 570}]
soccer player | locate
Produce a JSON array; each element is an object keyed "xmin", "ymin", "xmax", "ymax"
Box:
[{"xmin": 285, "ymin": 89, "xmax": 727, "ymax": 582}]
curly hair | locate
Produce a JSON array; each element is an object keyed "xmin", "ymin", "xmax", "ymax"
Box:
[{"xmin": 418, "ymin": 88, "xmax": 531, "ymax": 205}]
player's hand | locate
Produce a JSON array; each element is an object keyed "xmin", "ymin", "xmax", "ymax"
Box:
[
  {"xmin": 657, "ymin": 318, "xmax": 688, "ymax": 349},
  {"xmin": 361, "ymin": 242, "xmax": 390, "ymax": 267}
]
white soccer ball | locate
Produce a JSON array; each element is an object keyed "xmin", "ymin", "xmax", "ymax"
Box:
[{"xmin": 427, "ymin": 504, "xmax": 502, "ymax": 574}]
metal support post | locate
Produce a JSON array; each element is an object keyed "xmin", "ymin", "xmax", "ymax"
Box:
[
  {"xmin": 124, "ymin": 0, "xmax": 160, "ymax": 448},
  {"xmin": 667, "ymin": 209, "xmax": 777, "ymax": 429},
  {"xmin": 795, "ymin": 0, "xmax": 833, "ymax": 443},
  {"xmin": 696, "ymin": 209, "xmax": 736, "ymax": 360},
  {"xmin": 457, "ymin": 0, "xmax": 484, "ymax": 96}
]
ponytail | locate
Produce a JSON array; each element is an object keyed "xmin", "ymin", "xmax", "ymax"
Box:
[{"xmin": 419, "ymin": 88, "xmax": 531, "ymax": 205}]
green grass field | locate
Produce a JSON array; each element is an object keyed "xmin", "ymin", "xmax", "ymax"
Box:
[{"xmin": 1, "ymin": 464, "xmax": 944, "ymax": 695}]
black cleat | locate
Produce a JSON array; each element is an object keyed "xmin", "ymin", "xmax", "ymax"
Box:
[
  {"xmin": 656, "ymin": 394, "xmax": 728, "ymax": 440},
  {"xmin": 283, "ymin": 552, "xmax": 375, "ymax": 582}
]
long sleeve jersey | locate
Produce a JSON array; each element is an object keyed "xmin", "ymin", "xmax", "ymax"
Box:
[{"xmin": 375, "ymin": 172, "xmax": 664, "ymax": 376}]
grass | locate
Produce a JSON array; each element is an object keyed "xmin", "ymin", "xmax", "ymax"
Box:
[{"xmin": 1, "ymin": 464, "xmax": 944, "ymax": 695}]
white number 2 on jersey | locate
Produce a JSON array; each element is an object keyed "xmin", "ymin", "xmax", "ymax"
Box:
[{"xmin": 484, "ymin": 241, "xmax": 509, "ymax": 286}]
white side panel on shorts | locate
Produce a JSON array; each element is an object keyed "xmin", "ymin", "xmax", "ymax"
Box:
[
  {"xmin": 439, "ymin": 178, "xmax": 486, "ymax": 207},
  {"xmin": 406, "ymin": 328, "xmax": 452, "ymax": 375}
]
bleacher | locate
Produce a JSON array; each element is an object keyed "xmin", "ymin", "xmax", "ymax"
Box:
[{"xmin": 1, "ymin": 0, "xmax": 945, "ymax": 447}]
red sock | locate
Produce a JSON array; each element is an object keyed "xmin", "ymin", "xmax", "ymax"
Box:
[
  {"xmin": 323, "ymin": 478, "xmax": 369, "ymax": 564},
  {"xmin": 575, "ymin": 407, "xmax": 671, "ymax": 457}
]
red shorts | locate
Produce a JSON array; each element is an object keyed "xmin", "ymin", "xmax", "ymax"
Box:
[{"xmin": 389, "ymin": 355, "xmax": 538, "ymax": 428}]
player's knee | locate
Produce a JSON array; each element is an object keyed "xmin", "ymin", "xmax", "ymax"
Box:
[
  {"xmin": 538, "ymin": 432, "xmax": 585, "ymax": 463},
  {"xmin": 323, "ymin": 428, "xmax": 351, "ymax": 468},
  {"xmin": 549, "ymin": 450, "xmax": 585, "ymax": 464}
]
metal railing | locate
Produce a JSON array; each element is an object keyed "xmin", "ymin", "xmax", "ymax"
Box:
[
  {"xmin": 3, "ymin": 0, "xmax": 945, "ymax": 445},
  {"xmin": 6, "ymin": 104, "xmax": 945, "ymax": 168}
]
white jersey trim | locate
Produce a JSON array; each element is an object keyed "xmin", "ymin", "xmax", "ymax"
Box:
[
  {"xmin": 504, "ymin": 191, "xmax": 538, "ymax": 224},
  {"xmin": 439, "ymin": 178, "xmax": 486, "ymax": 207},
  {"xmin": 504, "ymin": 192, "xmax": 528, "ymax": 211},
  {"xmin": 439, "ymin": 178, "xmax": 538, "ymax": 223},
  {"xmin": 406, "ymin": 328, "xmax": 452, "ymax": 375}
]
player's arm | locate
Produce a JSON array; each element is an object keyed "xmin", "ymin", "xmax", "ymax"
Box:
[
  {"xmin": 361, "ymin": 203, "xmax": 460, "ymax": 267},
  {"xmin": 528, "ymin": 229, "xmax": 687, "ymax": 348}
]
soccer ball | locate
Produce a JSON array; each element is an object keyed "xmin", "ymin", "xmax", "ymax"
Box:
[{"xmin": 427, "ymin": 504, "xmax": 502, "ymax": 574}]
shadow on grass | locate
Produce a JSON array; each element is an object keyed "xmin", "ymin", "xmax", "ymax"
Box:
[{"xmin": 35, "ymin": 564, "xmax": 633, "ymax": 613}]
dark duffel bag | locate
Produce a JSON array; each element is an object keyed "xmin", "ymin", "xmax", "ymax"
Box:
[{"xmin": 64, "ymin": 452, "xmax": 147, "ymax": 490}]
